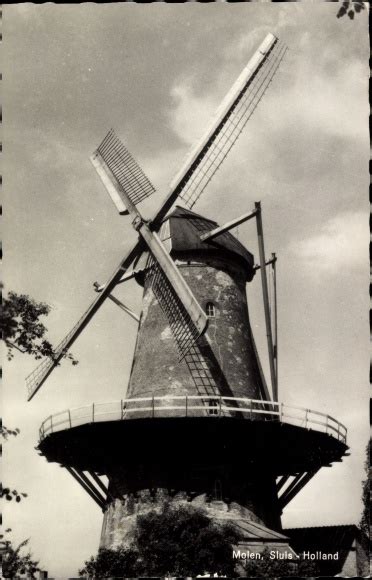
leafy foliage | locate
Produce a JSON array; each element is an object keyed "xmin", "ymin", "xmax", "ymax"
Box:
[
  {"xmin": 243, "ymin": 547, "xmax": 320, "ymax": 577},
  {"xmin": 0, "ymin": 425, "xmax": 20, "ymax": 440},
  {"xmin": 0, "ymin": 424, "xmax": 27, "ymax": 502},
  {"xmin": 359, "ymin": 439, "xmax": 371, "ymax": 538},
  {"xmin": 1, "ymin": 531, "xmax": 40, "ymax": 579},
  {"xmin": 337, "ymin": 1, "xmax": 365, "ymax": 19},
  {"xmin": 0, "ymin": 290, "xmax": 77, "ymax": 364},
  {"xmin": 0, "ymin": 292, "xmax": 46, "ymax": 572},
  {"xmin": 79, "ymin": 504, "xmax": 241, "ymax": 578},
  {"xmin": 79, "ymin": 547, "xmax": 139, "ymax": 578},
  {"xmin": 0, "ymin": 290, "xmax": 76, "ymax": 499},
  {"xmin": 1, "ymin": 484, "xmax": 28, "ymax": 503},
  {"xmin": 135, "ymin": 504, "xmax": 240, "ymax": 577}
]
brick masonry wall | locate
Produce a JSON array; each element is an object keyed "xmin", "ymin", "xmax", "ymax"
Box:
[
  {"xmin": 100, "ymin": 474, "xmax": 281, "ymax": 550},
  {"xmin": 127, "ymin": 253, "xmax": 264, "ymax": 403}
]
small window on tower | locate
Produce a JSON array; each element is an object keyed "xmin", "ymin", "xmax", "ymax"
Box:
[{"xmin": 206, "ymin": 302, "xmax": 215, "ymax": 318}]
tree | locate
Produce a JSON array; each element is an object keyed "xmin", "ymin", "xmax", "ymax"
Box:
[
  {"xmin": 79, "ymin": 504, "xmax": 241, "ymax": 578},
  {"xmin": 1, "ymin": 530, "xmax": 40, "ymax": 579},
  {"xmin": 1, "ymin": 290, "xmax": 77, "ymax": 364},
  {"xmin": 359, "ymin": 439, "xmax": 372, "ymax": 538},
  {"xmin": 79, "ymin": 546, "xmax": 139, "ymax": 578},
  {"xmin": 135, "ymin": 504, "xmax": 240, "ymax": 577},
  {"xmin": 0, "ymin": 290, "xmax": 77, "ymax": 504},
  {"xmin": 0, "ymin": 289, "xmax": 60, "ymax": 574},
  {"xmin": 0, "ymin": 424, "xmax": 27, "ymax": 503},
  {"xmin": 1, "ymin": 289, "xmax": 78, "ymax": 502}
]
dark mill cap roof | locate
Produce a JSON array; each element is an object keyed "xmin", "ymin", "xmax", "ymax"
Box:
[{"xmin": 162, "ymin": 206, "xmax": 254, "ymax": 276}]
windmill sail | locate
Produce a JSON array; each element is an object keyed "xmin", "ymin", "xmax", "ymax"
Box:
[
  {"xmin": 151, "ymin": 33, "xmax": 286, "ymax": 228},
  {"xmin": 91, "ymin": 134, "xmax": 208, "ymax": 350},
  {"xmin": 26, "ymin": 33, "xmax": 285, "ymax": 401},
  {"xmin": 26, "ymin": 240, "xmax": 144, "ymax": 401},
  {"xmin": 26, "ymin": 312, "xmax": 87, "ymax": 401},
  {"xmin": 94, "ymin": 129, "xmax": 156, "ymax": 214},
  {"xmin": 178, "ymin": 40, "xmax": 287, "ymax": 209}
]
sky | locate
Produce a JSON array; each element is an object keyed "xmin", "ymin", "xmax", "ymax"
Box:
[{"xmin": 3, "ymin": 3, "xmax": 369, "ymax": 578}]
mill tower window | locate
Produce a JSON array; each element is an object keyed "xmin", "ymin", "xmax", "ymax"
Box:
[{"xmin": 206, "ymin": 302, "xmax": 216, "ymax": 318}]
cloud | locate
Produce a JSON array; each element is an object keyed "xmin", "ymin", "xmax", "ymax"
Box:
[
  {"xmin": 168, "ymin": 80, "xmax": 218, "ymax": 146},
  {"xmin": 288, "ymin": 60, "xmax": 367, "ymax": 143},
  {"xmin": 289, "ymin": 211, "xmax": 367, "ymax": 274}
]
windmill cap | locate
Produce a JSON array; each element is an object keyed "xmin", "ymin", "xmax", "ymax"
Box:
[{"xmin": 161, "ymin": 205, "xmax": 255, "ymax": 280}]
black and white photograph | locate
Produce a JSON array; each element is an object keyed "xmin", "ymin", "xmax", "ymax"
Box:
[{"xmin": 2, "ymin": 2, "xmax": 369, "ymax": 578}]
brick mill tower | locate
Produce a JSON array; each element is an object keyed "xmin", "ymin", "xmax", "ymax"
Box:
[{"xmin": 27, "ymin": 34, "xmax": 348, "ymax": 559}]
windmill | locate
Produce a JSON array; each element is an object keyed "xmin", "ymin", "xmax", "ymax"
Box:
[{"xmin": 29, "ymin": 33, "xmax": 348, "ymax": 557}]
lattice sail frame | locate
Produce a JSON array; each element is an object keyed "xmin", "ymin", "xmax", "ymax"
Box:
[
  {"xmin": 95, "ymin": 129, "xmax": 156, "ymax": 208},
  {"xmin": 179, "ymin": 40, "xmax": 287, "ymax": 209},
  {"xmin": 145, "ymin": 254, "xmax": 203, "ymax": 360},
  {"xmin": 26, "ymin": 314, "xmax": 84, "ymax": 400}
]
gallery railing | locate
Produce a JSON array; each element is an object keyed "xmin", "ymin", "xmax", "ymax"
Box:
[{"xmin": 38, "ymin": 395, "xmax": 347, "ymax": 444}]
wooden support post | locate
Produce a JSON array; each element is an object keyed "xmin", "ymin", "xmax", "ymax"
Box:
[
  {"xmin": 278, "ymin": 473, "xmax": 303, "ymax": 504},
  {"xmin": 279, "ymin": 469, "xmax": 320, "ymax": 509},
  {"xmin": 65, "ymin": 466, "xmax": 105, "ymax": 510},
  {"xmin": 185, "ymin": 395, "xmax": 188, "ymax": 417},
  {"xmin": 271, "ymin": 253, "xmax": 278, "ymax": 399},
  {"xmin": 89, "ymin": 471, "xmax": 111, "ymax": 500},
  {"xmin": 68, "ymin": 410, "xmax": 72, "ymax": 429},
  {"xmin": 121, "ymin": 399, "xmax": 123, "ymax": 420},
  {"xmin": 255, "ymin": 202, "xmax": 277, "ymax": 401},
  {"xmin": 77, "ymin": 470, "xmax": 107, "ymax": 507},
  {"xmin": 152, "ymin": 395, "xmax": 155, "ymax": 418},
  {"xmin": 247, "ymin": 320, "xmax": 271, "ymax": 402},
  {"xmin": 276, "ymin": 474, "xmax": 290, "ymax": 492},
  {"xmin": 92, "ymin": 403, "xmax": 95, "ymax": 423}
]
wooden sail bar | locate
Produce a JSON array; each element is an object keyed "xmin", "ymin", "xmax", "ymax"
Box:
[{"xmin": 150, "ymin": 34, "xmax": 285, "ymax": 225}]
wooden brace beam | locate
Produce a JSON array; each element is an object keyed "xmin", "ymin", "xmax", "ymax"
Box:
[
  {"xmin": 200, "ymin": 209, "xmax": 258, "ymax": 243},
  {"xmin": 93, "ymin": 282, "xmax": 140, "ymax": 322}
]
